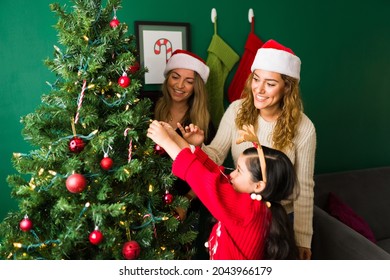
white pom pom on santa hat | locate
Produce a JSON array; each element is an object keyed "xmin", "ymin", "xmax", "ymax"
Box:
[
  {"xmin": 164, "ymin": 49, "xmax": 210, "ymax": 83},
  {"xmin": 251, "ymin": 39, "xmax": 301, "ymax": 80}
]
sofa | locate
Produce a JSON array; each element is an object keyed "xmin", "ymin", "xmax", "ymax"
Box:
[{"xmin": 311, "ymin": 166, "xmax": 390, "ymax": 259}]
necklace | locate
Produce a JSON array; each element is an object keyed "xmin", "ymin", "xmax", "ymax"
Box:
[
  {"xmin": 167, "ymin": 115, "xmax": 180, "ymax": 124},
  {"xmin": 169, "ymin": 106, "xmax": 188, "ymax": 124}
]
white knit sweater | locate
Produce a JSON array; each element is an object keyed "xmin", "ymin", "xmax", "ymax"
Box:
[{"xmin": 202, "ymin": 99, "xmax": 317, "ymax": 248}]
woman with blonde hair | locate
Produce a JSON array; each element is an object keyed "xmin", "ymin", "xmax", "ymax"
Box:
[
  {"xmin": 154, "ymin": 49, "xmax": 215, "ymax": 259},
  {"xmin": 154, "ymin": 49, "xmax": 212, "ymax": 141}
]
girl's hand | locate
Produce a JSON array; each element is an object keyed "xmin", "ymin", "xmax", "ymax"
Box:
[
  {"xmin": 147, "ymin": 120, "xmax": 171, "ymax": 148},
  {"xmin": 147, "ymin": 120, "xmax": 184, "ymax": 161},
  {"xmin": 178, "ymin": 123, "xmax": 205, "ymax": 146}
]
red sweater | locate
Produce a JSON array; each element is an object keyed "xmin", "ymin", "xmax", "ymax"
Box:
[{"xmin": 172, "ymin": 147, "xmax": 271, "ymax": 260}]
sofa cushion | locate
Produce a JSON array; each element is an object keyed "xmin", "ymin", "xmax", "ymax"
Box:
[
  {"xmin": 314, "ymin": 167, "xmax": 390, "ymax": 240},
  {"xmin": 328, "ymin": 192, "xmax": 376, "ymax": 243},
  {"xmin": 312, "ymin": 206, "xmax": 390, "ymax": 259}
]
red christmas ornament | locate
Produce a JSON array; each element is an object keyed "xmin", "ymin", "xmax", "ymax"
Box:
[
  {"xmin": 122, "ymin": 241, "xmax": 141, "ymax": 260},
  {"xmin": 100, "ymin": 156, "xmax": 114, "ymax": 170},
  {"xmin": 69, "ymin": 136, "xmax": 85, "ymax": 153},
  {"xmin": 110, "ymin": 17, "xmax": 120, "ymax": 28},
  {"xmin": 128, "ymin": 62, "xmax": 140, "ymax": 74},
  {"xmin": 154, "ymin": 144, "xmax": 166, "ymax": 155},
  {"xmin": 118, "ymin": 73, "xmax": 130, "ymax": 88},
  {"xmin": 19, "ymin": 215, "xmax": 33, "ymax": 232},
  {"xmin": 66, "ymin": 173, "xmax": 87, "ymax": 193},
  {"xmin": 163, "ymin": 190, "xmax": 174, "ymax": 205},
  {"xmin": 89, "ymin": 228, "xmax": 104, "ymax": 245}
]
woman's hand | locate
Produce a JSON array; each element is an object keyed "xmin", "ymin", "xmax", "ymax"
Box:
[
  {"xmin": 298, "ymin": 247, "xmax": 312, "ymax": 260},
  {"xmin": 178, "ymin": 123, "xmax": 205, "ymax": 146}
]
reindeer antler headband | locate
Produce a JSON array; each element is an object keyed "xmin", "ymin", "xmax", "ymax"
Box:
[{"xmin": 236, "ymin": 124, "xmax": 267, "ymax": 183}]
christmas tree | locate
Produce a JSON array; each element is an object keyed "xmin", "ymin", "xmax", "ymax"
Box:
[{"xmin": 0, "ymin": 0, "xmax": 197, "ymax": 260}]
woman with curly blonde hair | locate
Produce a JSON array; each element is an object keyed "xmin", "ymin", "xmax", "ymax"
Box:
[
  {"xmin": 184, "ymin": 39, "xmax": 316, "ymax": 260},
  {"xmin": 236, "ymin": 72, "xmax": 302, "ymax": 152}
]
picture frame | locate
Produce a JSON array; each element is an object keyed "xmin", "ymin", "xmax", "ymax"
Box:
[{"xmin": 135, "ymin": 21, "xmax": 191, "ymax": 86}]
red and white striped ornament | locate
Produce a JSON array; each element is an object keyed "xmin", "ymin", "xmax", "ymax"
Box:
[
  {"xmin": 124, "ymin": 128, "xmax": 133, "ymax": 163},
  {"xmin": 74, "ymin": 79, "xmax": 87, "ymax": 124}
]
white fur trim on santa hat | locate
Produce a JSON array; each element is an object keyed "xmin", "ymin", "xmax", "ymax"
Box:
[
  {"xmin": 164, "ymin": 50, "xmax": 210, "ymax": 83},
  {"xmin": 251, "ymin": 43, "xmax": 301, "ymax": 80}
]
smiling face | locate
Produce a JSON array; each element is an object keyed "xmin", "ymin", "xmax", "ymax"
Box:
[
  {"xmin": 251, "ymin": 69, "xmax": 286, "ymax": 116},
  {"xmin": 167, "ymin": 69, "xmax": 195, "ymax": 103},
  {"xmin": 229, "ymin": 154, "xmax": 264, "ymax": 194}
]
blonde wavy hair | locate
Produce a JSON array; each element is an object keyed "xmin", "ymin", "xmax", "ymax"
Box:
[
  {"xmin": 154, "ymin": 71, "xmax": 210, "ymax": 140},
  {"xmin": 235, "ymin": 72, "xmax": 303, "ymax": 151}
]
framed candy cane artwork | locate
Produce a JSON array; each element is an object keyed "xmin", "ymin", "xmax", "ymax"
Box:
[{"xmin": 135, "ymin": 21, "xmax": 191, "ymax": 86}]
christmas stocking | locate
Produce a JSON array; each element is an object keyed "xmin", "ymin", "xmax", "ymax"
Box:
[
  {"xmin": 206, "ymin": 34, "xmax": 239, "ymax": 128},
  {"xmin": 227, "ymin": 32, "xmax": 263, "ymax": 103}
]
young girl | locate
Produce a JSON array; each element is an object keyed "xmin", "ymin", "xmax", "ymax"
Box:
[{"xmin": 147, "ymin": 121, "xmax": 298, "ymax": 260}]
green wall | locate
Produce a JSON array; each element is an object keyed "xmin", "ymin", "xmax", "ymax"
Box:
[{"xmin": 1, "ymin": 0, "xmax": 390, "ymax": 219}]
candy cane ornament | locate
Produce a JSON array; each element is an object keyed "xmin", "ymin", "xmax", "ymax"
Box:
[
  {"xmin": 74, "ymin": 80, "xmax": 87, "ymax": 124},
  {"xmin": 123, "ymin": 128, "xmax": 133, "ymax": 163},
  {"xmin": 154, "ymin": 38, "xmax": 173, "ymax": 63},
  {"xmin": 127, "ymin": 138, "xmax": 133, "ymax": 163}
]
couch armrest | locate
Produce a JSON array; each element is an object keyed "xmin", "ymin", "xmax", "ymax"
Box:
[{"xmin": 311, "ymin": 205, "xmax": 390, "ymax": 260}]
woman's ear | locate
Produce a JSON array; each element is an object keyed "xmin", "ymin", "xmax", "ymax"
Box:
[{"xmin": 254, "ymin": 181, "xmax": 266, "ymax": 193}]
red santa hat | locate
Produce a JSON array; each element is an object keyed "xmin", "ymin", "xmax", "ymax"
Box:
[
  {"xmin": 164, "ymin": 49, "xmax": 210, "ymax": 83},
  {"xmin": 251, "ymin": 39, "xmax": 301, "ymax": 80}
]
